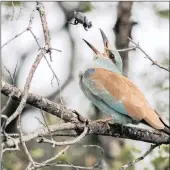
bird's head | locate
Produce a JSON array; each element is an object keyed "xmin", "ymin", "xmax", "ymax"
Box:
[{"xmin": 83, "ymin": 29, "xmax": 123, "ymax": 73}]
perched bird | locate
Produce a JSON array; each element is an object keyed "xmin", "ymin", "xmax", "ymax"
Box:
[{"xmin": 79, "ymin": 29, "xmax": 169, "ymax": 135}]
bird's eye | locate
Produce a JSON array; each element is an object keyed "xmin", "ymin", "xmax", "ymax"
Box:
[
  {"xmin": 109, "ymin": 53, "xmax": 115, "ymax": 59},
  {"xmin": 109, "ymin": 52, "xmax": 116, "ymax": 64}
]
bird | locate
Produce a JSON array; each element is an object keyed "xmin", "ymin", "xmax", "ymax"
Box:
[{"xmin": 79, "ymin": 28, "xmax": 169, "ymax": 135}]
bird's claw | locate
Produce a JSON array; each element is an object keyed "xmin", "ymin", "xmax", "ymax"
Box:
[{"xmin": 96, "ymin": 116, "xmax": 113, "ymax": 130}]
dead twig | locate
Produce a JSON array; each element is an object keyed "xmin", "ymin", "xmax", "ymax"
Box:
[
  {"xmin": 40, "ymin": 110, "xmax": 55, "ymax": 145},
  {"xmin": 1, "ymin": 29, "xmax": 27, "ymax": 49},
  {"xmin": 1, "ymin": 7, "xmax": 36, "ymax": 49},
  {"xmin": 6, "ymin": 50, "xmax": 43, "ymax": 126},
  {"xmin": 117, "ymin": 46, "xmax": 136, "ymax": 52},
  {"xmin": 118, "ymin": 144, "xmax": 160, "ymax": 170},
  {"xmin": 11, "ymin": 1, "xmax": 15, "ymax": 21},
  {"xmin": 36, "ymin": 2, "xmax": 52, "ymax": 61},
  {"xmin": 17, "ymin": 1, "xmax": 24, "ymax": 20},
  {"xmin": 29, "ymin": 145, "xmax": 70, "ymax": 170},
  {"xmin": 128, "ymin": 37, "xmax": 169, "ymax": 72},
  {"xmin": 29, "ymin": 28, "xmax": 63, "ymax": 104},
  {"xmin": 50, "ymin": 47, "xmax": 62, "ymax": 52},
  {"xmin": 1, "ymin": 61, "xmax": 18, "ymax": 114},
  {"xmin": 37, "ymin": 126, "xmax": 88, "ymax": 146}
]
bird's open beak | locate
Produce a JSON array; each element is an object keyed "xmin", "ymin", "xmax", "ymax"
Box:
[
  {"xmin": 83, "ymin": 39, "xmax": 101, "ymax": 55},
  {"xmin": 99, "ymin": 29, "xmax": 109, "ymax": 49},
  {"xmin": 83, "ymin": 29, "xmax": 110, "ymax": 57}
]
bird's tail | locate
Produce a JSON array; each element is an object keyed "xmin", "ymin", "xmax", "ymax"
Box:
[
  {"xmin": 155, "ymin": 110, "xmax": 170, "ymax": 135},
  {"xmin": 161, "ymin": 127, "xmax": 170, "ymax": 135}
]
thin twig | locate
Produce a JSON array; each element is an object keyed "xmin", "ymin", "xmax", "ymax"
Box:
[
  {"xmin": 1, "ymin": 29, "xmax": 27, "ymax": 49},
  {"xmin": 3, "ymin": 123, "xmax": 76, "ymax": 148},
  {"xmin": 50, "ymin": 47, "xmax": 62, "ymax": 52},
  {"xmin": 83, "ymin": 145, "xmax": 104, "ymax": 155},
  {"xmin": 128, "ymin": 37, "xmax": 169, "ymax": 72},
  {"xmin": 1, "ymin": 63, "xmax": 15, "ymax": 85},
  {"xmin": 6, "ymin": 50, "xmax": 43, "ymax": 126},
  {"xmin": 29, "ymin": 145, "xmax": 70, "ymax": 170},
  {"xmin": 117, "ymin": 46, "xmax": 136, "ymax": 52},
  {"xmin": 28, "ymin": 7, "xmax": 36, "ymax": 28},
  {"xmin": 43, "ymin": 145, "xmax": 70, "ymax": 164},
  {"xmin": 118, "ymin": 144, "xmax": 160, "ymax": 170},
  {"xmin": 40, "ymin": 110, "xmax": 54, "ymax": 144},
  {"xmin": 44, "ymin": 163, "xmax": 95, "ymax": 170},
  {"xmin": 1, "ymin": 7, "xmax": 36, "ymax": 49},
  {"xmin": 17, "ymin": 1, "xmax": 24, "ymax": 20},
  {"xmin": 11, "ymin": 1, "xmax": 15, "ymax": 21},
  {"xmin": 10, "ymin": 50, "xmax": 44, "ymax": 169},
  {"xmin": 37, "ymin": 126, "xmax": 88, "ymax": 146},
  {"xmin": 18, "ymin": 108, "xmax": 37, "ymax": 168},
  {"xmin": 1, "ymin": 61, "xmax": 18, "ymax": 114},
  {"xmin": 29, "ymin": 28, "xmax": 63, "ymax": 104},
  {"xmin": 36, "ymin": 2, "xmax": 52, "ymax": 61}
]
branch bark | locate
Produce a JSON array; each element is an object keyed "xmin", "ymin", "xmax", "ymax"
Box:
[
  {"xmin": 1, "ymin": 79, "xmax": 170, "ymax": 145},
  {"xmin": 36, "ymin": 2, "xmax": 52, "ymax": 61}
]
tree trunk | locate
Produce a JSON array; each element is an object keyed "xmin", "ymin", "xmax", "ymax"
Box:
[{"xmin": 114, "ymin": 2, "xmax": 137, "ymax": 77}]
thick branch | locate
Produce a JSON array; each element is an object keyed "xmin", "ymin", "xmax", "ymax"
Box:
[
  {"xmin": 3, "ymin": 122, "xmax": 170, "ymax": 149},
  {"xmin": 1, "ymin": 80, "xmax": 170, "ymax": 144},
  {"xmin": 1, "ymin": 79, "xmax": 77, "ymax": 123}
]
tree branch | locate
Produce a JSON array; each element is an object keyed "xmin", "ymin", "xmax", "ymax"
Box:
[
  {"xmin": 36, "ymin": 2, "xmax": 52, "ymax": 61},
  {"xmin": 128, "ymin": 37, "xmax": 169, "ymax": 72},
  {"xmin": 1, "ymin": 80, "xmax": 170, "ymax": 145},
  {"xmin": 118, "ymin": 144, "xmax": 159, "ymax": 170}
]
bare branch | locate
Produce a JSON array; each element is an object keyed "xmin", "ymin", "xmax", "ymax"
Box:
[
  {"xmin": 128, "ymin": 37, "xmax": 169, "ymax": 72},
  {"xmin": 6, "ymin": 50, "xmax": 43, "ymax": 126},
  {"xmin": 37, "ymin": 126, "xmax": 88, "ymax": 146},
  {"xmin": 3, "ymin": 123, "xmax": 76, "ymax": 148},
  {"xmin": 1, "ymin": 29, "xmax": 27, "ymax": 49},
  {"xmin": 117, "ymin": 46, "xmax": 136, "ymax": 52},
  {"xmin": 28, "ymin": 7, "xmax": 36, "ymax": 27},
  {"xmin": 29, "ymin": 28, "xmax": 63, "ymax": 104},
  {"xmin": 4, "ymin": 35, "xmax": 44, "ymax": 167},
  {"xmin": 11, "ymin": 1, "xmax": 15, "ymax": 21},
  {"xmin": 36, "ymin": 163, "xmax": 96, "ymax": 170},
  {"xmin": 30, "ymin": 145, "xmax": 70, "ymax": 170},
  {"xmin": 1, "ymin": 7, "xmax": 36, "ymax": 49},
  {"xmin": 118, "ymin": 144, "xmax": 159, "ymax": 170},
  {"xmin": 36, "ymin": 2, "xmax": 52, "ymax": 61},
  {"xmin": 18, "ymin": 110, "xmax": 37, "ymax": 168},
  {"xmin": 17, "ymin": 1, "xmax": 24, "ymax": 20},
  {"xmin": 1, "ymin": 61, "xmax": 18, "ymax": 114},
  {"xmin": 1, "ymin": 79, "xmax": 170, "ymax": 144},
  {"xmin": 83, "ymin": 145, "xmax": 104, "ymax": 155},
  {"xmin": 39, "ymin": 110, "xmax": 55, "ymax": 146},
  {"xmin": 50, "ymin": 47, "xmax": 62, "ymax": 52}
]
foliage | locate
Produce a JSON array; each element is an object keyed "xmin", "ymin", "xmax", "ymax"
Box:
[
  {"xmin": 151, "ymin": 145, "xmax": 169, "ymax": 170},
  {"xmin": 112, "ymin": 145, "xmax": 141, "ymax": 170}
]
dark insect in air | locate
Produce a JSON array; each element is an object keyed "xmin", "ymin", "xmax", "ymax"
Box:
[{"xmin": 67, "ymin": 11, "xmax": 92, "ymax": 31}]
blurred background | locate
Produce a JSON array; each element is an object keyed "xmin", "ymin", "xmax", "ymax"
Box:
[{"xmin": 1, "ymin": 2, "xmax": 169, "ymax": 170}]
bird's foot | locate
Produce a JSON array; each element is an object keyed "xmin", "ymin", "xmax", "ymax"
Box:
[{"xmin": 96, "ymin": 116, "xmax": 113, "ymax": 130}]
